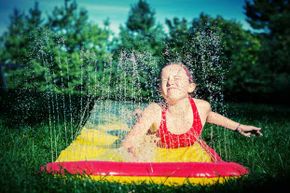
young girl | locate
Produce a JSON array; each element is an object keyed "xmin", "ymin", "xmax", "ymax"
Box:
[{"xmin": 121, "ymin": 63, "xmax": 262, "ymax": 162}]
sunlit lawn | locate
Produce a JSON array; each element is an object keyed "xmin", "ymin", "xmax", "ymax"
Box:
[{"xmin": 0, "ymin": 102, "xmax": 290, "ymax": 193}]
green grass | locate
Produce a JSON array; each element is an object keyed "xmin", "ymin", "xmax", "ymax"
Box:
[{"xmin": 1, "ymin": 102, "xmax": 290, "ymax": 193}]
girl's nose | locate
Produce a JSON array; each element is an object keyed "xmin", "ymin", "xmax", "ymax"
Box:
[{"xmin": 167, "ymin": 76, "xmax": 175, "ymax": 86}]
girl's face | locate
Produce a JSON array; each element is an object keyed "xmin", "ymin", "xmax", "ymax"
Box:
[{"xmin": 160, "ymin": 64, "xmax": 196, "ymax": 104}]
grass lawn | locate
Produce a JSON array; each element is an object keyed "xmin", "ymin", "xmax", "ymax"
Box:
[{"xmin": 0, "ymin": 102, "xmax": 290, "ymax": 193}]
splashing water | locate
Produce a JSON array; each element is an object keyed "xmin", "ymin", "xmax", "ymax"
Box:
[{"xmin": 24, "ymin": 29, "xmax": 230, "ymax": 163}]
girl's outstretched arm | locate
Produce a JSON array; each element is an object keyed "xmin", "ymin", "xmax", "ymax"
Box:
[{"xmin": 206, "ymin": 105, "xmax": 262, "ymax": 137}]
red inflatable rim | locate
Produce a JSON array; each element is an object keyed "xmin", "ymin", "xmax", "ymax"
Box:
[{"xmin": 42, "ymin": 161, "xmax": 249, "ymax": 178}]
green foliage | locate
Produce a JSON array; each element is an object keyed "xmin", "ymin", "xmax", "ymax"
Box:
[
  {"xmin": 118, "ymin": 24, "xmax": 165, "ymax": 56},
  {"xmin": 205, "ymin": 15, "xmax": 266, "ymax": 94},
  {"xmin": 109, "ymin": 51, "xmax": 161, "ymax": 102},
  {"xmin": 245, "ymin": 0, "xmax": 290, "ymax": 33},
  {"xmin": 0, "ymin": 6, "xmax": 41, "ymax": 65},
  {"xmin": 0, "ymin": 0, "xmax": 289, "ymax": 103},
  {"xmin": 245, "ymin": 0, "xmax": 290, "ymax": 94},
  {"xmin": 0, "ymin": 0, "xmax": 112, "ymax": 96},
  {"xmin": 112, "ymin": 0, "xmax": 166, "ymax": 101},
  {"xmin": 116, "ymin": 0, "xmax": 165, "ymax": 56},
  {"xmin": 126, "ymin": 0, "xmax": 155, "ymax": 34},
  {"xmin": 47, "ymin": 0, "xmax": 112, "ymax": 55},
  {"xmin": 164, "ymin": 15, "xmax": 226, "ymax": 110},
  {"xmin": 164, "ymin": 13, "xmax": 270, "ymax": 100}
]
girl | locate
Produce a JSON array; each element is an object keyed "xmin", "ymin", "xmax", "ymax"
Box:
[{"xmin": 121, "ymin": 63, "xmax": 262, "ymax": 162}]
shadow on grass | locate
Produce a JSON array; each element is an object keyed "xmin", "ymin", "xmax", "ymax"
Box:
[{"xmin": 34, "ymin": 171, "xmax": 290, "ymax": 193}]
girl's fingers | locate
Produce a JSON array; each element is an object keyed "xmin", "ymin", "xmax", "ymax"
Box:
[
  {"xmin": 240, "ymin": 127, "xmax": 262, "ymax": 137},
  {"xmin": 250, "ymin": 126, "xmax": 261, "ymax": 131},
  {"xmin": 244, "ymin": 133, "xmax": 251, "ymax": 137},
  {"xmin": 240, "ymin": 131, "xmax": 251, "ymax": 137},
  {"xmin": 250, "ymin": 127, "xmax": 262, "ymax": 136},
  {"xmin": 256, "ymin": 130, "xmax": 263, "ymax": 136}
]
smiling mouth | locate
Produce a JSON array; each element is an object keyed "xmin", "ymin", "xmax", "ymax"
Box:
[{"xmin": 167, "ymin": 87, "xmax": 179, "ymax": 92}]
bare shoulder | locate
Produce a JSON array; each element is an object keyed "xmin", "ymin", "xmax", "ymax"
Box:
[
  {"xmin": 193, "ymin": 98, "xmax": 211, "ymax": 112},
  {"xmin": 144, "ymin": 103, "xmax": 162, "ymax": 120},
  {"xmin": 135, "ymin": 102, "xmax": 162, "ymax": 132},
  {"xmin": 146, "ymin": 102, "xmax": 162, "ymax": 111},
  {"xmin": 144, "ymin": 103, "xmax": 162, "ymax": 113}
]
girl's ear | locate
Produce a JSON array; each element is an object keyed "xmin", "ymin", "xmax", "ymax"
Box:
[{"xmin": 188, "ymin": 83, "xmax": 196, "ymax": 93}]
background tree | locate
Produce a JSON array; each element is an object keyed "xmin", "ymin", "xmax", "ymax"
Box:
[
  {"xmin": 112, "ymin": 0, "xmax": 166, "ymax": 101},
  {"xmin": 164, "ymin": 13, "xmax": 263, "ymax": 106},
  {"xmin": 0, "ymin": 0, "xmax": 112, "ymax": 96},
  {"xmin": 44, "ymin": 0, "xmax": 112, "ymax": 96},
  {"xmin": 115, "ymin": 0, "xmax": 165, "ymax": 56},
  {"xmin": 0, "ymin": 0, "xmax": 113, "ymax": 125},
  {"xmin": 0, "ymin": 3, "xmax": 42, "ymax": 66},
  {"xmin": 0, "ymin": 2, "xmax": 44, "ymax": 90},
  {"xmin": 245, "ymin": 0, "xmax": 290, "ymax": 97},
  {"xmin": 200, "ymin": 15, "xmax": 264, "ymax": 97},
  {"xmin": 126, "ymin": 0, "xmax": 155, "ymax": 34},
  {"xmin": 164, "ymin": 15, "xmax": 224, "ymax": 110}
]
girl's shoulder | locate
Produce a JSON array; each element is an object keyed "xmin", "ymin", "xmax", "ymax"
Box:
[
  {"xmin": 145, "ymin": 100, "xmax": 167, "ymax": 112},
  {"xmin": 143, "ymin": 102, "xmax": 163, "ymax": 132},
  {"xmin": 141, "ymin": 102, "xmax": 163, "ymax": 120},
  {"xmin": 146, "ymin": 102, "xmax": 163, "ymax": 111},
  {"xmin": 193, "ymin": 98, "xmax": 211, "ymax": 111}
]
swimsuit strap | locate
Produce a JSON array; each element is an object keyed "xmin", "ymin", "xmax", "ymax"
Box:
[{"xmin": 189, "ymin": 97, "xmax": 203, "ymax": 132}]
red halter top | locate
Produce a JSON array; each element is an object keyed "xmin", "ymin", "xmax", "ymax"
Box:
[{"xmin": 157, "ymin": 97, "xmax": 203, "ymax": 149}]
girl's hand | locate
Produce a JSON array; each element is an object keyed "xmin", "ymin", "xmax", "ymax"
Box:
[
  {"xmin": 127, "ymin": 147, "xmax": 140, "ymax": 162},
  {"xmin": 236, "ymin": 124, "xmax": 262, "ymax": 137},
  {"xmin": 119, "ymin": 146, "xmax": 140, "ymax": 162}
]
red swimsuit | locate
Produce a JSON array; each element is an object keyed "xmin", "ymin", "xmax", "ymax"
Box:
[
  {"xmin": 157, "ymin": 97, "xmax": 222, "ymax": 162},
  {"xmin": 157, "ymin": 97, "xmax": 203, "ymax": 149}
]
